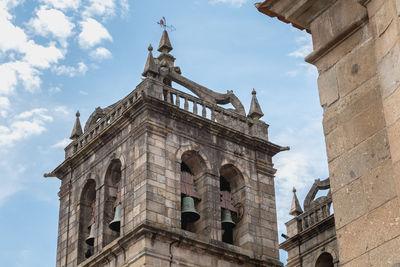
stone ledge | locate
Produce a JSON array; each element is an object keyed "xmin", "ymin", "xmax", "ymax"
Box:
[
  {"xmin": 280, "ymin": 215, "xmax": 335, "ymax": 251},
  {"xmin": 305, "ymin": 14, "xmax": 369, "ymax": 65},
  {"xmin": 255, "ymin": 0, "xmax": 337, "ymax": 32},
  {"xmin": 79, "ymin": 221, "xmax": 283, "ymax": 267}
]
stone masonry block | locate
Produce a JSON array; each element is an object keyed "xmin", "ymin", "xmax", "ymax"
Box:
[
  {"xmin": 337, "ymin": 197, "xmax": 400, "ymax": 264},
  {"xmin": 332, "ymin": 178, "xmax": 368, "ymax": 230},
  {"xmin": 318, "ymin": 65, "xmax": 339, "ymax": 107},
  {"xmin": 329, "ymin": 0, "xmax": 367, "ymax": 37},
  {"xmin": 372, "ymin": 4, "xmax": 398, "ymax": 62},
  {"xmin": 342, "ymin": 101, "xmax": 385, "ymax": 150},
  {"xmin": 313, "ymin": 23, "xmax": 371, "ymax": 73},
  {"xmin": 323, "ymin": 73, "xmax": 380, "ymax": 137},
  {"xmin": 340, "ymin": 253, "xmax": 369, "ymax": 267},
  {"xmin": 378, "ymin": 43, "xmax": 400, "ymax": 98},
  {"xmin": 387, "ymin": 120, "xmax": 400, "ymax": 163},
  {"xmin": 373, "ymin": 0, "xmax": 396, "ymax": 38},
  {"xmin": 329, "ymin": 129, "xmax": 390, "ymax": 193},
  {"xmin": 310, "ymin": 9, "xmax": 334, "ymax": 51},
  {"xmin": 361, "ymin": 159, "xmax": 397, "ymax": 212},
  {"xmin": 337, "ymin": 40, "xmax": 377, "ymax": 98},
  {"xmin": 369, "ymin": 235, "xmax": 400, "ymax": 267},
  {"xmin": 383, "ymin": 87, "xmax": 400, "ymax": 126},
  {"xmin": 325, "ymin": 125, "xmax": 346, "ymax": 162}
]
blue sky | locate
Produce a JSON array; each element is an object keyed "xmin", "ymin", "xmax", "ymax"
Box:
[{"xmin": 0, "ymin": 0, "xmax": 328, "ymax": 266}]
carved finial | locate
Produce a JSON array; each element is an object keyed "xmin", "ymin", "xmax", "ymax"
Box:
[
  {"xmin": 70, "ymin": 110, "xmax": 83, "ymax": 141},
  {"xmin": 142, "ymin": 44, "xmax": 158, "ymax": 77},
  {"xmin": 289, "ymin": 187, "xmax": 303, "ymax": 217},
  {"xmin": 248, "ymin": 88, "xmax": 264, "ymax": 120},
  {"xmin": 158, "ymin": 30, "xmax": 173, "ymax": 53}
]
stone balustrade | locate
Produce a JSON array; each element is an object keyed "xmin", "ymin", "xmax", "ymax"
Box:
[
  {"xmin": 162, "ymin": 86, "xmax": 250, "ymax": 133},
  {"xmin": 297, "ymin": 199, "xmax": 332, "ymax": 232},
  {"xmin": 66, "ymin": 79, "xmax": 269, "ymax": 158},
  {"xmin": 65, "ymin": 89, "xmax": 141, "ymax": 158}
]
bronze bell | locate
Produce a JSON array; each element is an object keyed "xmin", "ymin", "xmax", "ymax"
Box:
[
  {"xmin": 109, "ymin": 204, "xmax": 122, "ymax": 231},
  {"xmin": 221, "ymin": 208, "xmax": 235, "ymax": 229},
  {"xmin": 181, "ymin": 196, "xmax": 200, "ymax": 223},
  {"xmin": 85, "ymin": 224, "xmax": 95, "ymax": 246}
]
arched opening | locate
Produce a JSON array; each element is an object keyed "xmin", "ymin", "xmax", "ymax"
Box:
[
  {"xmin": 103, "ymin": 159, "xmax": 122, "ymax": 247},
  {"xmin": 219, "ymin": 164, "xmax": 245, "ymax": 246},
  {"xmin": 315, "ymin": 252, "xmax": 334, "ymax": 267},
  {"xmin": 180, "ymin": 151, "xmax": 206, "ymax": 233},
  {"xmin": 78, "ymin": 179, "xmax": 96, "ymax": 264}
]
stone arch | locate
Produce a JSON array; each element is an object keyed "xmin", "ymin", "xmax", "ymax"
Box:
[
  {"xmin": 85, "ymin": 172, "xmax": 100, "ymax": 189},
  {"xmin": 175, "ymin": 145, "xmax": 212, "ymax": 174},
  {"xmin": 219, "ymin": 164, "xmax": 246, "ymax": 246},
  {"xmin": 101, "ymin": 153, "xmax": 126, "ymax": 184},
  {"xmin": 220, "ymin": 158, "xmax": 250, "ymax": 184},
  {"xmin": 78, "ymin": 179, "xmax": 97, "ymax": 264},
  {"xmin": 102, "ymin": 158, "xmax": 122, "ymax": 247},
  {"xmin": 313, "ymin": 247, "xmax": 339, "ymax": 267},
  {"xmin": 315, "ymin": 252, "xmax": 334, "ymax": 267},
  {"xmin": 179, "ymin": 149, "xmax": 209, "ymax": 233}
]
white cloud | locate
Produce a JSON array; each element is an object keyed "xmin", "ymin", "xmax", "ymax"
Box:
[
  {"xmin": 0, "ymin": 97, "xmax": 11, "ymax": 117},
  {"xmin": 0, "ymin": 63, "xmax": 18, "ymax": 95},
  {"xmin": 78, "ymin": 18, "xmax": 112, "ymax": 49},
  {"xmin": 15, "ymin": 108, "xmax": 53, "ymax": 121},
  {"xmin": 274, "ymin": 118, "xmax": 328, "ymax": 237},
  {"xmin": 0, "ymin": 161, "xmax": 25, "ymax": 206},
  {"xmin": 39, "ymin": 0, "xmax": 81, "ymax": 10},
  {"xmin": 0, "ymin": 11, "xmax": 28, "ymax": 53},
  {"xmin": 209, "ymin": 0, "xmax": 249, "ymax": 7},
  {"xmin": 52, "ymin": 137, "xmax": 71, "ymax": 148},
  {"xmin": 119, "ymin": 0, "xmax": 129, "ymax": 16},
  {"xmin": 0, "ymin": 108, "xmax": 53, "ymax": 147},
  {"xmin": 0, "ymin": 61, "xmax": 41, "ymax": 95},
  {"xmin": 54, "ymin": 105, "xmax": 69, "ymax": 115},
  {"xmin": 52, "ymin": 62, "xmax": 88, "ymax": 77},
  {"xmin": 83, "ymin": 0, "xmax": 116, "ymax": 18},
  {"xmin": 22, "ymin": 41, "xmax": 64, "ymax": 68},
  {"xmin": 29, "ymin": 7, "xmax": 75, "ymax": 47},
  {"xmin": 0, "ymin": 0, "xmax": 127, "ymax": 97},
  {"xmin": 79, "ymin": 90, "xmax": 88, "ymax": 95},
  {"xmin": 289, "ymin": 34, "xmax": 313, "ymax": 58},
  {"xmin": 49, "ymin": 86, "xmax": 61, "ymax": 94},
  {"xmin": 90, "ymin": 47, "xmax": 112, "ymax": 60}
]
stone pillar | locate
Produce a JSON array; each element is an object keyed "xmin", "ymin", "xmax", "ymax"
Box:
[
  {"xmin": 309, "ymin": 1, "xmax": 400, "ymax": 265},
  {"xmin": 257, "ymin": 0, "xmax": 400, "ymax": 266}
]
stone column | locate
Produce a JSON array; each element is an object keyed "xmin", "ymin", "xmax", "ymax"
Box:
[{"xmin": 257, "ymin": 0, "xmax": 400, "ymax": 266}]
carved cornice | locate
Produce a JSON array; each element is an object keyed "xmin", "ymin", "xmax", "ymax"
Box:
[
  {"xmin": 305, "ymin": 13, "xmax": 368, "ymax": 65},
  {"xmin": 255, "ymin": 159, "xmax": 277, "ymax": 177},
  {"xmin": 143, "ymin": 94, "xmax": 286, "ymax": 157},
  {"xmin": 279, "ymin": 215, "xmax": 335, "ymax": 251},
  {"xmin": 79, "ymin": 221, "xmax": 284, "ymax": 267},
  {"xmin": 256, "ymin": 0, "xmax": 337, "ymax": 32}
]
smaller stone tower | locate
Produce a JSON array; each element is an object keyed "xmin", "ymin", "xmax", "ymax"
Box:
[
  {"xmin": 46, "ymin": 30, "xmax": 287, "ymax": 267},
  {"xmin": 280, "ymin": 178, "xmax": 338, "ymax": 267}
]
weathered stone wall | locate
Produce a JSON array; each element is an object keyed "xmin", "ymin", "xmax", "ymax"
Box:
[
  {"xmin": 308, "ymin": 1, "xmax": 400, "ymax": 266},
  {"xmin": 257, "ymin": 0, "xmax": 400, "ymax": 266}
]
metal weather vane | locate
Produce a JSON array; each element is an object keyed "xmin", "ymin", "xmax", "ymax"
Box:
[{"xmin": 157, "ymin": 17, "xmax": 176, "ymax": 31}]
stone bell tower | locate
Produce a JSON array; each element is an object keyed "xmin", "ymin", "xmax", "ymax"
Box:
[{"xmin": 46, "ymin": 30, "xmax": 287, "ymax": 267}]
